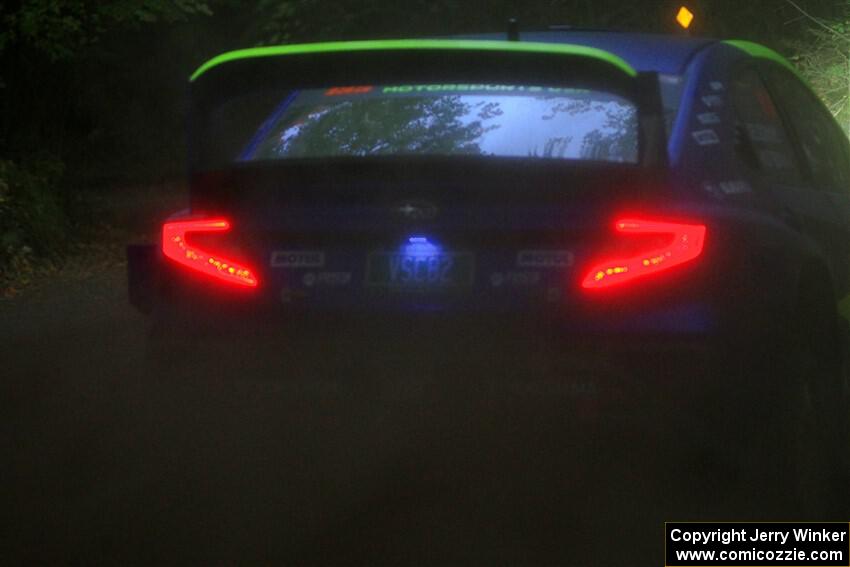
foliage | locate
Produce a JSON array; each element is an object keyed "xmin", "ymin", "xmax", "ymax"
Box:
[
  {"xmin": 0, "ymin": 159, "xmax": 67, "ymax": 287},
  {"xmin": 0, "ymin": 1, "xmax": 217, "ymax": 289},
  {"xmin": 247, "ymin": 0, "xmax": 844, "ymax": 45},
  {"xmin": 0, "ymin": 0, "xmax": 213, "ymax": 61},
  {"xmin": 250, "ymin": 0, "xmax": 667, "ymax": 44},
  {"xmin": 784, "ymin": 5, "xmax": 850, "ymax": 133}
]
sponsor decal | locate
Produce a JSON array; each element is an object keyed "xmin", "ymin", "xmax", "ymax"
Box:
[
  {"xmin": 270, "ymin": 250, "xmax": 325, "ymax": 268},
  {"xmin": 703, "ymin": 182, "xmax": 721, "ymax": 196},
  {"xmin": 303, "ymin": 272, "xmax": 352, "ymax": 287},
  {"xmin": 719, "ymin": 180, "xmax": 752, "ymax": 195},
  {"xmin": 280, "ymin": 288, "xmax": 309, "ymax": 303},
  {"xmin": 746, "ymin": 123, "xmax": 782, "ymax": 144},
  {"xmin": 697, "ymin": 112, "xmax": 721, "ymax": 125},
  {"xmin": 701, "ymin": 94, "xmax": 724, "ymax": 108},
  {"xmin": 325, "ymin": 85, "xmax": 372, "ymax": 96},
  {"xmin": 380, "ymin": 84, "xmax": 586, "ymax": 95},
  {"xmin": 692, "ymin": 129, "xmax": 720, "ymax": 146},
  {"xmin": 490, "ymin": 271, "xmax": 542, "ymax": 287},
  {"xmin": 391, "ymin": 200, "xmax": 439, "ymax": 221},
  {"xmin": 759, "ymin": 149, "xmax": 794, "ymax": 169},
  {"xmin": 517, "ymin": 250, "xmax": 574, "ymax": 268},
  {"xmin": 704, "ymin": 180, "xmax": 752, "ymax": 196}
]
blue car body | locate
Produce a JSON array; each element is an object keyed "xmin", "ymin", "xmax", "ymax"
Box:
[{"xmin": 128, "ymin": 31, "xmax": 850, "ymax": 350}]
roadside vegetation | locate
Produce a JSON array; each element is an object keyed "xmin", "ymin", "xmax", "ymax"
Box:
[
  {"xmin": 0, "ymin": 159, "xmax": 65, "ymax": 293},
  {"xmin": 784, "ymin": 2, "xmax": 850, "ymax": 134},
  {"xmin": 0, "ymin": 0, "xmax": 211, "ymax": 295},
  {"xmin": 2, "ymin": 0, "xmax": 850, "ymax": 296}
]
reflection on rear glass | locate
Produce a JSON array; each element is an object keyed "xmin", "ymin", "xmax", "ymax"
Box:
[{"xmin": 242, "ymin": 84, "xmax": 639, "ymax": 163}]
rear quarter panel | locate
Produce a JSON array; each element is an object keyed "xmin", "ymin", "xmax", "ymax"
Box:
[{"xmin": 667, "ymin": 43, "xmax": 815, "ymax": 331}]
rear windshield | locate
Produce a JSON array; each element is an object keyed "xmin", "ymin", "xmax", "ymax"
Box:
[{"xmin": 205, "ymin": 84, "xmax": 639, "ymax": 167}]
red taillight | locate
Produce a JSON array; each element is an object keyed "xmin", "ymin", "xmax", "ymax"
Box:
[
  {"xmin": 581, "ymin": 218, "xmax": 706, "ymax": 291},
  {"xmin": 162, "ymin": 218, "xmax": 258, "ymax": 288}
]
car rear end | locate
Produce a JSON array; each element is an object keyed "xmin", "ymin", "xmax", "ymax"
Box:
[{"xmin": 128, "ymin": 40, "xmax": 746, "ymax": 416}]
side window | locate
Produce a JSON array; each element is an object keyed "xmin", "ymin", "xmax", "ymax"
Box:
[
  {"xmin": 659, "ymin": 74, "xmax": 686, "ymax": 138},
  {"xmin": 765, "ymin": 66, "xmax": 850, "ymax": 193},
  {"xmin": 729, "ymin": 66, "xmax": 802, "ymax": 183}
]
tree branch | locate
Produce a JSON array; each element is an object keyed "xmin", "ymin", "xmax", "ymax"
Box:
[{"xmin": 783, "ymin": 0, "xmax": 846, "ymax": 39}]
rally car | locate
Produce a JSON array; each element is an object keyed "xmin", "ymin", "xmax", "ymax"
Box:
[{"xmin": 128, "ymin": 29, "xmax": 849, "ymax": 512}]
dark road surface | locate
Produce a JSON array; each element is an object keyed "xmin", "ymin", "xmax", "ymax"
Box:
[{"xmin": 0, "ymin": 261, "xmax": 804, "ymax": 565}]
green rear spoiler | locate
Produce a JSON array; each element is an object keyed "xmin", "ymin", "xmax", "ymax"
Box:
[
  {"xmin": 190, "ymin": 39, "xmax": 637, "ymax": 82},
  {"xmin": 724, "ymin": 40, "xmax": 808, "ymax": 84}
]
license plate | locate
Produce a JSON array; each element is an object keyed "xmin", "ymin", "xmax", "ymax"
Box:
[{"xmin": 366, "ymin": 252, "xmax": 474, "ymax": 288}]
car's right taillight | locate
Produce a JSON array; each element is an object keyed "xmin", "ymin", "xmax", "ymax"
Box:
[
  {"xmin": 581, "ymin": 217, "xmax": 706, "ymax": 291},
  {"xmin": 162, "ymin": 218, "xmax": 258, "ymax": 288}
]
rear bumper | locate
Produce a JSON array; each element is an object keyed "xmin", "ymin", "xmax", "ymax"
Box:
[
  {"xmin": 137, "ymin": 247, "xmax": 772, "ymax": 423},
  {"xmin": 146, "ymin": 306, "xmax": 729, "ymax": 426},
  {"xmin": 133, "ymin": 250, "xmax": 724, "ymax": 333},
  {"xmin": 130, "ymin": 242, "xmax": 784, "ymax": 350}
]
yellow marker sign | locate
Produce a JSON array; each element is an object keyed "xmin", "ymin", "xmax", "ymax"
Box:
[{"xmin": 676, "ymin": 6, "xmax": 695, "ymax": 29}]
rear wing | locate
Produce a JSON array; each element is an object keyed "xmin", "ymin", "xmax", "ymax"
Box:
[{"xmin": 188, "ymin": 39, "xmax": 668, "ymax": 170}]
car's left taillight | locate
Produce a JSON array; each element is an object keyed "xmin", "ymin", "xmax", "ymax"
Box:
[{"xmin": 162, "ymin": 218, "xmax": 258, "ymax": 288}]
